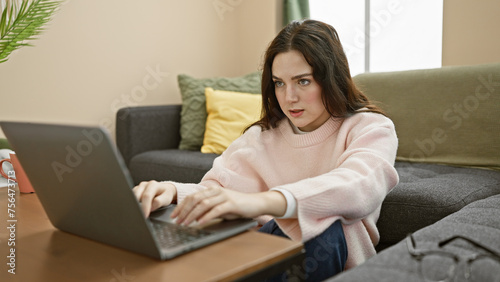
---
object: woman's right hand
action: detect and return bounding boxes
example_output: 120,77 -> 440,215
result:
133,181 -> 177,217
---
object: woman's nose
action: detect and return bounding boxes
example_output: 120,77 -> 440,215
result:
285,85 -> 299,103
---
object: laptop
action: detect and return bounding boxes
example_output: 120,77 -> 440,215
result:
0,121 -> 257,260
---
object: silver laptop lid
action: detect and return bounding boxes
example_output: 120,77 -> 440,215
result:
1,121 -> 162,258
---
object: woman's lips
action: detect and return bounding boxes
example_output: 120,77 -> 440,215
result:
289,109 -> 304,118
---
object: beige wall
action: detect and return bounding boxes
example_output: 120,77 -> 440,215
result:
2,0 -> 500,139
0,0 -> 279,138
443,0 -> 500,66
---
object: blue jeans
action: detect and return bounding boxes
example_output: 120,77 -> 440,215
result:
258,220 -> 347,281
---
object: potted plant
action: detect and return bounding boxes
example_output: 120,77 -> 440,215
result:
0,0 -> 61,63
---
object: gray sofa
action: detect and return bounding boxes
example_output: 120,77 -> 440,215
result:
116,63 -> 500,280
116,104 -> 217,184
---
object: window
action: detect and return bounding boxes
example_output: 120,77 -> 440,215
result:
310,0 -> 443,76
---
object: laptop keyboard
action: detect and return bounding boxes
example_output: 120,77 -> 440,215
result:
151,220 -> 214,249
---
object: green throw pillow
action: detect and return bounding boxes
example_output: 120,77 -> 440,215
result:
177,72 -> 262,151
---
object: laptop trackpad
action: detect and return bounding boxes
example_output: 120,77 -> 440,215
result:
149,205 -> 177,224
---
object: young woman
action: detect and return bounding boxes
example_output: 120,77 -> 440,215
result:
133,19 -> 399,280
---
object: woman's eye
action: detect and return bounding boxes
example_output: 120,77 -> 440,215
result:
274,81 -> 284,87
299,79 -> 310,86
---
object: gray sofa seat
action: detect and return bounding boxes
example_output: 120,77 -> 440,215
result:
378,162 -> 500,251
329,194 -> 500,281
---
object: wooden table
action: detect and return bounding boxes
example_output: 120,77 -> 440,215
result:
0,188 -> 304,281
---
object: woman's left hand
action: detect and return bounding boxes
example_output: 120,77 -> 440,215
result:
171,186 -> 287,226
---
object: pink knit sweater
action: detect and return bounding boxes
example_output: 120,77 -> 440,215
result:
172,112 -> 399,269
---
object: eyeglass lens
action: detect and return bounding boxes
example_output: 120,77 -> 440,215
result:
467,257 -> 500,281
420,253 -> 455,281
419,253 -> 500,281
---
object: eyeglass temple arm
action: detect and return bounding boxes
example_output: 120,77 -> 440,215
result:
406,234 -> 429,256
438,235 -> 500,258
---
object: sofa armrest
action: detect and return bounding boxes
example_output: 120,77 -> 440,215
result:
116,104 -> 182,166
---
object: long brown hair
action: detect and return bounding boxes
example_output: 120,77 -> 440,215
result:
250,19 -> 386,131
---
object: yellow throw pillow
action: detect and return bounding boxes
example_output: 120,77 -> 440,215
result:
202,87 -> 262,154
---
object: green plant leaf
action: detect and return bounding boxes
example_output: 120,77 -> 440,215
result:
0,0 -> 62,63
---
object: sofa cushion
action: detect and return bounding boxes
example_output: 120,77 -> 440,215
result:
177,72 -> 261,151
353,63 -> 500,171
129,149 -> 217,184
415,194 -> 500,243
329,194 -> 500,281
202,88 -> 262,154
377,162 -> 500,250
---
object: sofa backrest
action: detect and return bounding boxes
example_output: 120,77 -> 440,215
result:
353,63 -> 500,171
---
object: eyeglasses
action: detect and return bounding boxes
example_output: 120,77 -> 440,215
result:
406,234 -> 500,282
